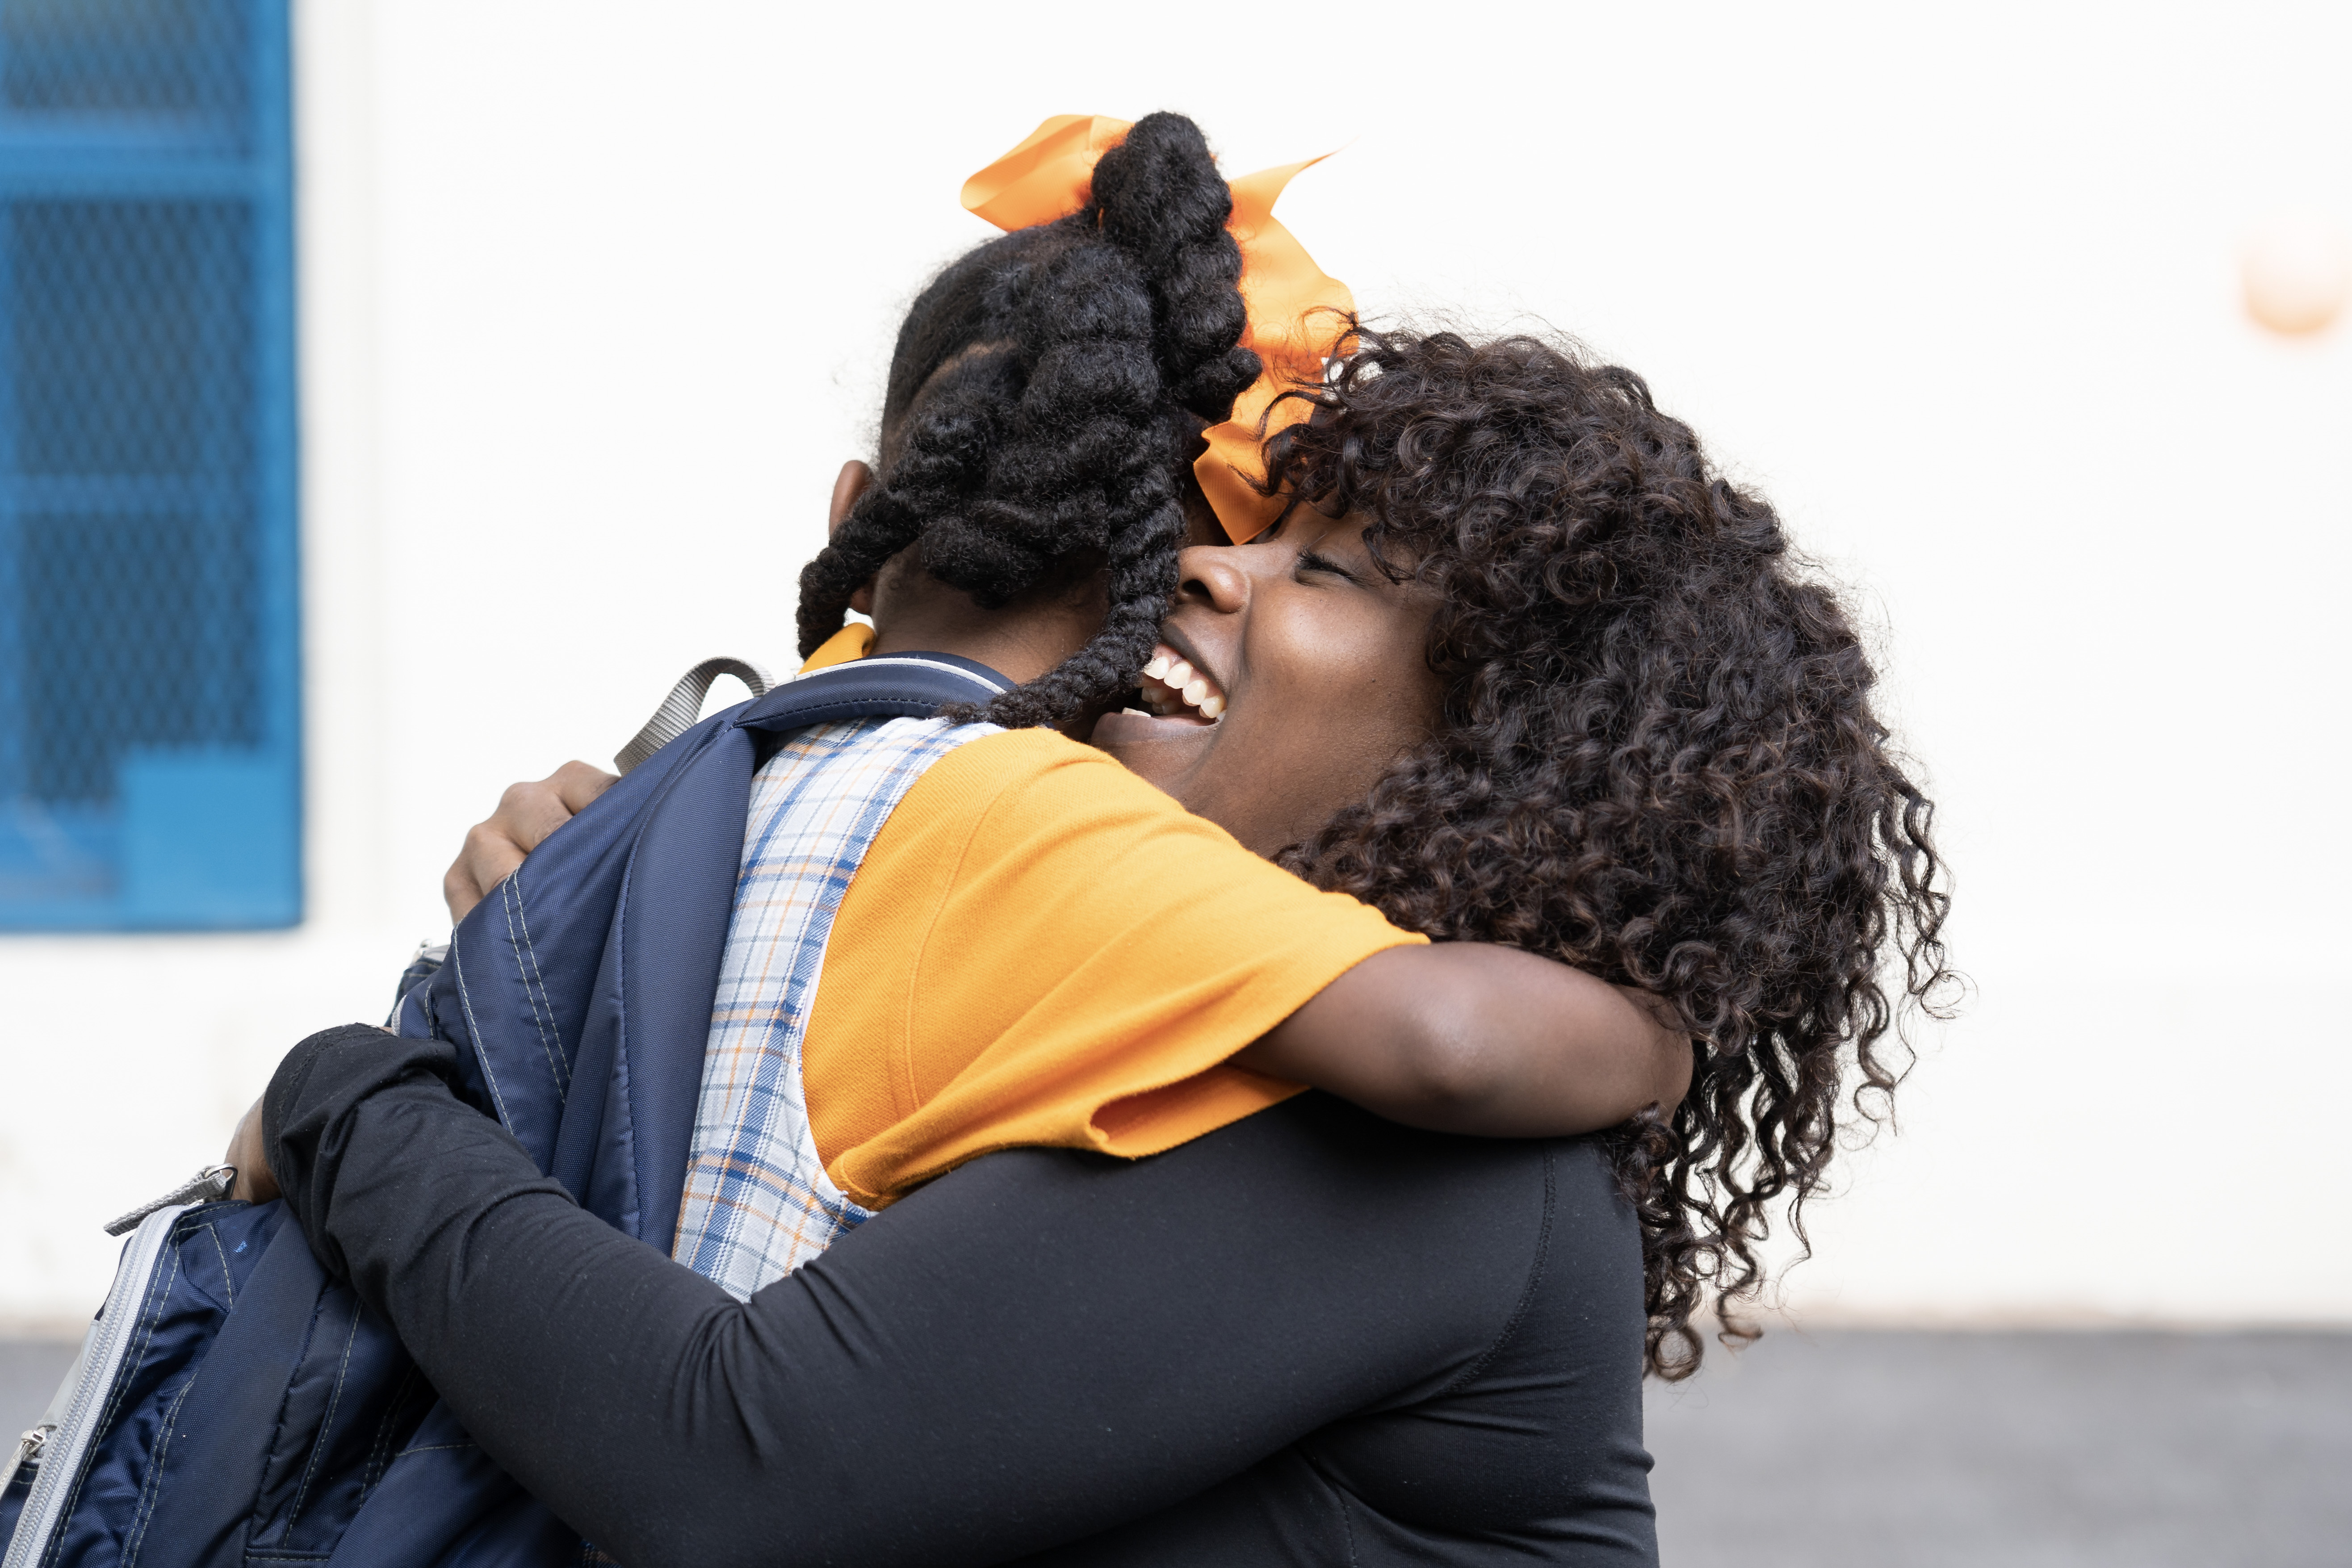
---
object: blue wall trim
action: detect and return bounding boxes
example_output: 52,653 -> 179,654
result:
0,0 -> 300,931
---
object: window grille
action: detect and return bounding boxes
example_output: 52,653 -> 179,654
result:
0,0 -> 296,929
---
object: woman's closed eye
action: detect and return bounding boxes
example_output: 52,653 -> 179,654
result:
1295,547 -> 1360,583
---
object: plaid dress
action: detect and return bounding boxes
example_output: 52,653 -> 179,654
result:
670,713 -> 993,1300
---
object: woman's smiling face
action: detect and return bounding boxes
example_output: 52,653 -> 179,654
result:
1090,513 -> 1445,857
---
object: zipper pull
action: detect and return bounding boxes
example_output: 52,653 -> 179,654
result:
9,1422 -> 53,1476
101,1164 -> 237,1237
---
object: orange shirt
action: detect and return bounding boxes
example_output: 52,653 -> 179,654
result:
789,632 -> 1423,1208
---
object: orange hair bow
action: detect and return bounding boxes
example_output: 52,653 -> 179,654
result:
961,114 -> 1355,544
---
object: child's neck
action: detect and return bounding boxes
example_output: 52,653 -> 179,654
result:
867,566 -> 1108,688
870,622 -> 1068,686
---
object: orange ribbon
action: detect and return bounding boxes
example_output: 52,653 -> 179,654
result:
961,115 -> 1355,543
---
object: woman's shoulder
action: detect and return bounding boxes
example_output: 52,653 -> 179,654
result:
1236,1094 -> 1645,1344
1001,1090 -> 1639,1361
973,1097 -> 1659,1564
1264,1099 -> 1656,1557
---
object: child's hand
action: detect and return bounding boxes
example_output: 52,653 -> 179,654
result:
444,762 -> 617,922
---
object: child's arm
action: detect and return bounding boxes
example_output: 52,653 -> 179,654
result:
1233,945 -> 1691,1136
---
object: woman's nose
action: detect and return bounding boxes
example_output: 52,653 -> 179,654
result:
1174,544 -> 1250,614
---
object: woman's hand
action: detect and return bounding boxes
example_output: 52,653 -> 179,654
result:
443,762 -> 618,923
225,1095 -> 278,1203
226,1021 -> 399,1203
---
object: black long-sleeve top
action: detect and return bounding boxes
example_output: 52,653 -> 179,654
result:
264,1024 -> 1658,1567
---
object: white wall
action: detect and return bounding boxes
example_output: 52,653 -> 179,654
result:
4,0 -> 2348,1327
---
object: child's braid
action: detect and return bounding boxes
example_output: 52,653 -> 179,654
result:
795,111 -> 1261,729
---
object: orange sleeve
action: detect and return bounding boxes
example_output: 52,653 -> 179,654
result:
801,727 -> 1425,1208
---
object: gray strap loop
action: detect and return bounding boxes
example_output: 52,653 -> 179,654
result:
613,656 -> 776,775
102,1164 -> 234,1237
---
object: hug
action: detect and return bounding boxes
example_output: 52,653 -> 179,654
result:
8,110 -> 1949,1567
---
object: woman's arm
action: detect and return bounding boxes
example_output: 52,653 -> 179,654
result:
264,1026 -> 1559,1568
1237,945 -> 1693,1137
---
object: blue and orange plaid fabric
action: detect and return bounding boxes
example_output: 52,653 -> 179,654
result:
671,713 -> 991,1300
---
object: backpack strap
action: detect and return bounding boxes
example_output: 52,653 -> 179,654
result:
551,649 -> 1011,1253
730,653 -> 1007,734
613,657 -> 775,774
612,653 -> 1006,774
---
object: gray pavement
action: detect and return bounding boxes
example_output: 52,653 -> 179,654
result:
7,1329 -> 2347,1562
2,1337 -> 75,1442
1646,1329 -> 2352,1567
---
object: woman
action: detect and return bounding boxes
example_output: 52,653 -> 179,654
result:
257,326 -> 1948,1565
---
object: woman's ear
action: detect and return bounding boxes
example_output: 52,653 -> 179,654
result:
829,459 -> 879,614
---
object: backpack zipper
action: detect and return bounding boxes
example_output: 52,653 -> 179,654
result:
2,1175 -> 222,1567
6,1424 -> 50,1479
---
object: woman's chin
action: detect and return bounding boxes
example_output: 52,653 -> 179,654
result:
1088,706 -> 1220,790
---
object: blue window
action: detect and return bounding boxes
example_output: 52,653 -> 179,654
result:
0,0 -> 297,929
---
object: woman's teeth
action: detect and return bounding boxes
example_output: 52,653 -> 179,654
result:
1136,645 -> 1224,721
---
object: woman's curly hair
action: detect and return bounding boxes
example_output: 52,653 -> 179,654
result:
1263,327 -> 1955,1380
796,111 -> 1260,728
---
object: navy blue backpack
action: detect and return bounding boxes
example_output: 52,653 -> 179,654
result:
2,654 -> 1005,1568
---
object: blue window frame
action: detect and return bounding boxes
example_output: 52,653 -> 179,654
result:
0,0 -> 298,929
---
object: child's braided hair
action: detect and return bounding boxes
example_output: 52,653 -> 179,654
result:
796,111 -> 1260,728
